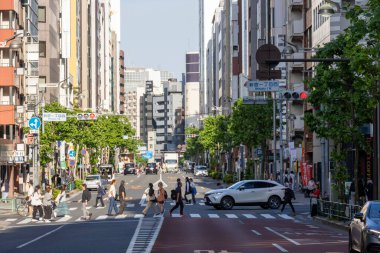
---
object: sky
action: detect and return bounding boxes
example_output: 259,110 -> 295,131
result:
121,0 -> 199,80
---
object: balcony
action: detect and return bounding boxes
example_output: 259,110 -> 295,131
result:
0,29 -> 15,47
290,52 -> 305,72
0,67 -> 15,86
289,19 -> 303,42
0,105 -> 15,124
0,0 -> 18,11
290,0 -> 303,11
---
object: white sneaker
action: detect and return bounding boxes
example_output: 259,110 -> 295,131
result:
45,220 -> 51,223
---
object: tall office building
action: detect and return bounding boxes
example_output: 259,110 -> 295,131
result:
185,52 -> 200,127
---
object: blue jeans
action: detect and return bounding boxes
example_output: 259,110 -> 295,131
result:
108,197 -> 119,215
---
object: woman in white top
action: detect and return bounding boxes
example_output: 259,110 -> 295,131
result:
54,184 -> 70,217
107,179 -> 119,215
31,185 -> 43,221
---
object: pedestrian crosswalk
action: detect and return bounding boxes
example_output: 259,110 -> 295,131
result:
4,212 -> 297,226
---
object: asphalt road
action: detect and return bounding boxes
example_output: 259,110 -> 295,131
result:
0,171 -> 348,253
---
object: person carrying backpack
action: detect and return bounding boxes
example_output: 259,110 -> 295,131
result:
281,183 -> 296,216
94,182 -> 106,208
142,183 -> 159,217
169,178 -> 184,217
156,182 -> 167,216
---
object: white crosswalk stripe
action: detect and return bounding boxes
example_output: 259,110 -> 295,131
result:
17,218 -> 32,225
278,214 -> 294,220
69,207 -> 78,211
95,215 -> 108,220
225,214 -> 238,219
134,214 -> 144,218
208,214 -> 219,218
56,216 -> 72,223
190,214 -> 201,218
5,218 -> 17,222
198,203 -> 205,206
115,214 -> 128,219
261,214 -> 276,219
242,214 -> 257,219
126,204 -> 135,208
171,214 -> 181,218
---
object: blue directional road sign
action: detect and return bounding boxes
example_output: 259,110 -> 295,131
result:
142,151 -> 153,159
28,117 -> 41,130
68,150 -> 76,158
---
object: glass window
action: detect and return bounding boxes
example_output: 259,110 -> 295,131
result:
39,41 -> 46,58
38,6 -> 46,23
253,181 -> 270,188
369,204 -> 380,218
242,182 -> 255,189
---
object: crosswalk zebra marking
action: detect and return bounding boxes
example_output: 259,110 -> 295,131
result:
198,203 -> 205,206
95,215 -> 108,220
190,214 -> 201,218
69,207 -> 78,211
208,214 -> 219,218
17,218 -> 31,225
127,204 -> 135,208
115,214 -> 128,219
225,214 -> 238,219
5,218 -> 17,222
134,214 -> 144,218
242,214 -> 257,219
278,214 -> 294,220
261,214 -> 276,219
171,214 -> 181,218
56,216 -> 72,223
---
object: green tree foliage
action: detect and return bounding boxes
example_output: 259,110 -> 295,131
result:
184,126 -> 203,161
199,115 -> 231,155
304,1 -> 380,200
40,102 -> 138,166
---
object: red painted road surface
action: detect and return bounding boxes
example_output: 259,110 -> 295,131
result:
151,218 -> 348,253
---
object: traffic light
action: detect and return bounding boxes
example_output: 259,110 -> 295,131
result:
282,91 -> 308,101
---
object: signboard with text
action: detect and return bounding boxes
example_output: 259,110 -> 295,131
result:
247,80 -> 280,92
43,112 -> 67,122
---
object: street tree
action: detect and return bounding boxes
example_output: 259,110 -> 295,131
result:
304,1 -> 380,202
184,126 -> 203,164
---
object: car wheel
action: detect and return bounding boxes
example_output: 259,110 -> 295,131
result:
260,204 -> 269,209
221,196 -> 234,210
267,196 -> 282,209
213,205 -> 222,210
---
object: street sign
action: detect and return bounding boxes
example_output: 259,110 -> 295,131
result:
247,80 -> 280,92
28,117 -> 41,130
69,159 -> 75,167
81,148 -> 86,156
68,150 -> 76,158
76,113 -> 97,120
43,112 -> 67,122
243,97 -> 268,105
142,151 -> 153,159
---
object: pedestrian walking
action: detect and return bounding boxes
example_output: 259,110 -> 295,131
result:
306,178 -> 316,197
42,185 -> 53,222
289,171 -> 295,190
54,184 -> 70,218
281,183 -> 296,216
107,179 -> 119,215
190,178 -> 197,204
184,177 -> 192,204
118,180 -> 127,215
169,178 -> 184,217
27,181 -> 34,217
142,183 -> 159,217
94,182 -> 106,208
156,182 -> 167,216
1,180 -> 9,202
80,184 -> 92,220
366,179 -> 374,201
31,185 -> 44,221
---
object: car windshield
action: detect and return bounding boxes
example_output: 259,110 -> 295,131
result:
86,176 -> 99,181
228,181 -> 244,190
369,204 -> 380,218
196,166 -> 207,170
166,160 -> 177,164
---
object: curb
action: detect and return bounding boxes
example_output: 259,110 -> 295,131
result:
313,216 -> 349,231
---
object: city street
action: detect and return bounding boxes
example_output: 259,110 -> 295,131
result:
0,172 -> 347,253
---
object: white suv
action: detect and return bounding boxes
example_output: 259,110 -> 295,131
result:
204,180 -> 286,210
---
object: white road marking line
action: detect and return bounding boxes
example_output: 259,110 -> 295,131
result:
198,203 -> 205,206
278,214 -> 294,220
86,206 -> 92,210
306,225 -> 319,229
261,214 -> 276,219
17,218 -> 32,225
251,230 -> 262,236
115,214 -> 127,219
75,218 -> 82,222
208,214 -> 220,218
243,214 -> 257,219
265,227 -> 300,245
127,204 -> 135,208
69,207 -> 78,211
301,240 -> 347,245
95,215 -> 108,220
134,214 -> 144,218
169,202 -> 175,206
171,214 -> 181,218
272,243 -> 288,252
190,214 -> 201,218
16,225 -> 65,248
225,214 -> 238,219
56,216 -> 72,223
5,218 -> 17,222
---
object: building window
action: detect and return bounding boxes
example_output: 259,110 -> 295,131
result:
39,76 -> 46,84
39,41 -> 46,58
38,6 -> 46,23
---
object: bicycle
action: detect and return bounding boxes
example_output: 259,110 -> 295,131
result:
17,198 -> 29,217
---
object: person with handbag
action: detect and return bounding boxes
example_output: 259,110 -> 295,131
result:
54,184 -> 70,218
118,180 -> 127,215
42,185 -> 53,222
107,179 -> 119,216
156,182 -> 167,216
31,185 -> 44,221
169,178 -> 184,217
142,183 -> 159,217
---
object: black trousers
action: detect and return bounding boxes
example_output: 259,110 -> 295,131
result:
43,205 -> 52,219
281,199 -> 295,213
95,196 -> 104,207
170,199 -> 184,215
118,199 -> 126,214
33,205 -> 43,219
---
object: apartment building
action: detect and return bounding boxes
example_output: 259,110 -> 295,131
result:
119,50 -> 125,114
185,52 -> 200,127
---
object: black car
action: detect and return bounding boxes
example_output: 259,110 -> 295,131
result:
349,201 -> 380,253
123,166 -> 136,175
145,163 -> 158,175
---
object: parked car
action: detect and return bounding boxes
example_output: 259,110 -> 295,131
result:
349,201 -> 380,253
99,164 -> 115,180
123,166 -> 136,175
84,175 -> 108,191
145,163 -> 158,175
204,180 -> 286,210
194,165 -> 208,176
